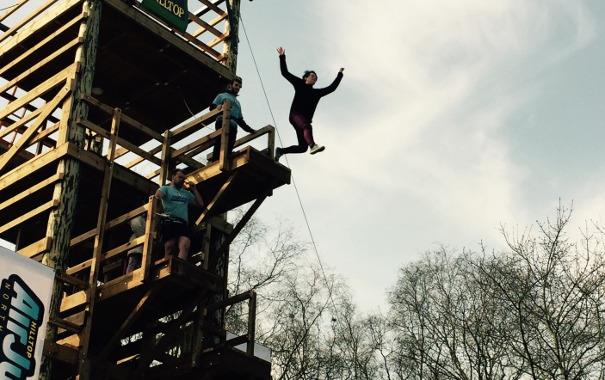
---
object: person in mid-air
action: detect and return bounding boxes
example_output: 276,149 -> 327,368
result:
275,47 -> 344,161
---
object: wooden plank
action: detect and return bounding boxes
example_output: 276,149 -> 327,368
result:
125,145 -> 161,169
56,334 -> 80,348
0,199 -> 58,234
198,0 -> 226,17
170,107 -> 220,141
0,141 -> 68,190
0,172 -> 63,212
188,12 -> 222,38
0,0 -> 81,55
194,172 -> 237,226
0,107 -> 42,141
0,0 -> 29,23
70,204 -> 147,247
77,119 -> 162,165
0,65 -> 72,122
0,37 -> 80,96
97,269 -> 143,300
247,291 -> 256,355
140,197 -> 156,282
17,237 -> 52,259
30,122 -> 60,145
0,84 -> 70,173
49,316 -> 82,333
81,95 -> 163,141
219,101 -> 230,171
0,12 -> 84,78
191,13 -> 226,38
159,131 -> 171,186
0,0 -> 58,44
55,271 -> 87,290
59,290 -> 87,313
207,32 -> 229,49
67,235 -> 145,276
171,129 -> 220,159
174,27 -> 222,59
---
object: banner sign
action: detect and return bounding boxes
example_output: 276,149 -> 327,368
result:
141,0 -> 189,33
0,246 -> 54,380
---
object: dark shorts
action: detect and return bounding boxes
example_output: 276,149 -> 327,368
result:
160,218 -> 191,242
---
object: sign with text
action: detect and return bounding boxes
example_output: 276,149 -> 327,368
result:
0,246 -> 54,380
141,0 -> 189,33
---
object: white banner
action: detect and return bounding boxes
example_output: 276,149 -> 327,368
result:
0,246 -> 55,380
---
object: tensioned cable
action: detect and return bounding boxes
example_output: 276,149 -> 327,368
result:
240,16 -> 339,311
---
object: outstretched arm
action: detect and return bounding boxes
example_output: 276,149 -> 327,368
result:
235,117 -> 255,133
317,68 -> 344,96
277,47 -> 299,86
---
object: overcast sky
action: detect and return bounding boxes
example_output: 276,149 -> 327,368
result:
232,0 -> 605,312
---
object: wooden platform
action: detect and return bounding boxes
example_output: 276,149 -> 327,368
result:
189,146 -> 291,218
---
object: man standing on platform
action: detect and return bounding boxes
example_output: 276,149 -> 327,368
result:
155,169 -> 204,260
209,76 -> 256,162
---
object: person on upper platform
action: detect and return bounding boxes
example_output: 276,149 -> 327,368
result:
275,47 -> 344,161
209,76 -> 256,162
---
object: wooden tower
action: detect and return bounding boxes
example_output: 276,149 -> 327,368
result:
0,0 -> 290,378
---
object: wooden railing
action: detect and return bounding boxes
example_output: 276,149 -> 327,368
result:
0,0 -> 237,69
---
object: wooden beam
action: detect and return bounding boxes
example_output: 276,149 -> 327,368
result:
0,64 -> 72,123
170,107 -> 220,141
0,0 -> 58,44
188,12 -> 223,38
194,172 -> 237,226
0,199 -> 58,234
0,85 -> 70,173
0,0 -> 81,55
219,101 -> 230,171
0,13 -> 84,78
59,290 -> 87,314
171,129 -> 220,159
191,13 -> 227,38
0,0 -> 29,23
247,290 -> 256,355
140,197 -> 157,282
17,237 -> 52,259
81,95 -> 163,141
0,106 -> 43,141
77,119 -> 162,165
0,142 -> 68,190
0,37 -> 80,96
198,0 -> 226,17
0,172 -> 63,212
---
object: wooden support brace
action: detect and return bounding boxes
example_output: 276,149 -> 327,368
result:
194,172 -> 238,227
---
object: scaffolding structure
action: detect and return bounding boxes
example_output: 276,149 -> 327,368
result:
0,0 -> 290,378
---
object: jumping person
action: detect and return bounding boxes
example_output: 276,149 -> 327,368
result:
275,47 -> 344,161
155,169 -> 204,261
209,76 -> 256,162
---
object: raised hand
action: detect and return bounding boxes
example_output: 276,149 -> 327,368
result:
339,67 -> 345,73
277,47 -> 285,56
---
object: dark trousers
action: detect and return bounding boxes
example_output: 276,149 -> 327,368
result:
281,113 -> 315,154
211,118 -> 238,161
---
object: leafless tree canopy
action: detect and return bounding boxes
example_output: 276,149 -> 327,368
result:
227,207 -> 605,379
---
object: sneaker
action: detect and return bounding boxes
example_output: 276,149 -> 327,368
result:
275,147 -> 283,162
309,144 -> 325,155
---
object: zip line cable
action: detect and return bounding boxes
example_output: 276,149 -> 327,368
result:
240,17 -> 339,312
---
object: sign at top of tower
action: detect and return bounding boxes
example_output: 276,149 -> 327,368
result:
141,0 -> 189,33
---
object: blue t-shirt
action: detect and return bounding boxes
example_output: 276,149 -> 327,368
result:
159,185 -> 195,222
212,92 -> 243,120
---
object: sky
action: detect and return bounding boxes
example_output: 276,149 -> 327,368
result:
232,0 -> 605,312
3,0 -> 605,314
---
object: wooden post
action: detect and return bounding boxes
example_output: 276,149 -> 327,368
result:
78,107 -> 121,379
219,100 -> 231,171
247,290 -> 256,356
159,131 -> 172,186
40,1 -> 101,379
224,0 -> 241,72
140,195 -> 157,282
